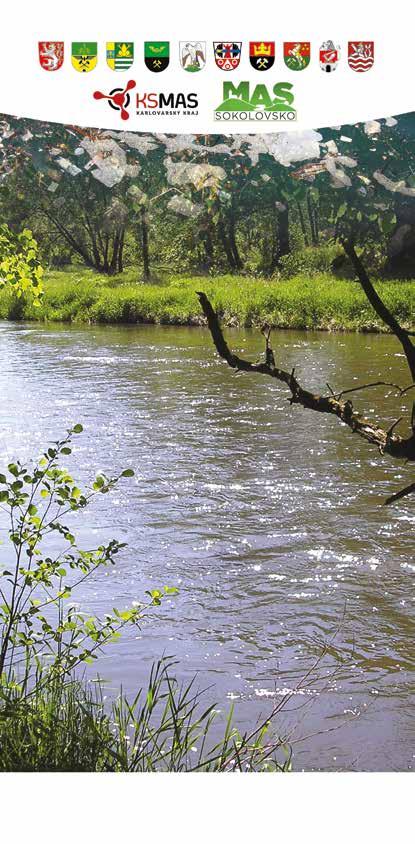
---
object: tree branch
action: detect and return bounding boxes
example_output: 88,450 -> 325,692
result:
325,381 -> 413,401
384,481 -> 415,506
197,291 -> 415,473
343,241 -> 415,382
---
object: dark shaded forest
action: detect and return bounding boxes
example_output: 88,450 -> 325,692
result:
1,113 -> 415,281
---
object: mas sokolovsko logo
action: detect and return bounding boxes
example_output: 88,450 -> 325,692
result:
215,80 -> 296,121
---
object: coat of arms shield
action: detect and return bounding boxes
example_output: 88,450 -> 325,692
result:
144,42 -> 170,72
319,41 -> 340,72
38,42 -> 64,71
249,42 -> 275,71
283,42 -> 310,71
213,42 -> 241,70
180,42 -> 206,71
106,42 -> 134,71
71,42 -> 98,73
348,41 -> 374,72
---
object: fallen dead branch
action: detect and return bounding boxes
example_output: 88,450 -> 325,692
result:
197,291 -> 415,504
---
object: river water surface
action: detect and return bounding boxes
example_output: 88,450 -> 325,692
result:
0,320 -> 414,771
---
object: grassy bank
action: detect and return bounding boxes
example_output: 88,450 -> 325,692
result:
0,268 -> 413,332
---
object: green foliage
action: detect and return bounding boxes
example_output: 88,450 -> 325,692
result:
3,114 -> 415,280
0,268 -> 413,333
277,245 -> 344,278
0,429 -> 290,772
0,676 -> 114,772
0,225 -> 43,305
108,658 -> 291,772
0,425 -> 161,691
0,659 -> 291,772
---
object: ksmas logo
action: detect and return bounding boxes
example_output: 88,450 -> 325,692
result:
93,80 -> 136,120
93,82 -> 198,121
214,80 -> 296,121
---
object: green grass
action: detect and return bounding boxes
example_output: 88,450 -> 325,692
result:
0,661 -> 291,772
0,268 -> 413,332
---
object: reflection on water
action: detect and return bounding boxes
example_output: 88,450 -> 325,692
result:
0,320 -> 414,771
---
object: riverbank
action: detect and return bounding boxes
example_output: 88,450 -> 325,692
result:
1,269 -> 413,332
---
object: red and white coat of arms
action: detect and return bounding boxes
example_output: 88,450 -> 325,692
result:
38,42 -> 64,71
348,41 -> 374,72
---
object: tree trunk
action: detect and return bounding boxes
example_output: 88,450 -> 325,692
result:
199,218 -> 214,272
140,207 -> 150,281
228,212 -> 243,270
217,213 -> 237,270
87,223 -> 103,271
103,234 -> 110,273
270,205 -> 290,271
296,201 -> 309,247
344,241 -> 415,382
118,229 -> 124,274
307,191 -> 318,246
109,232 -> 120,275
386,198 -> 415,274
44,211 -> 101,271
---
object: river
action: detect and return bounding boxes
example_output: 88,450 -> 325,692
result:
0,320 -> 414,771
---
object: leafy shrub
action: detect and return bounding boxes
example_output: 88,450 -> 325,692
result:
277,245 -> 344,278
0,427 -> 290,772
0,225 -> 44,304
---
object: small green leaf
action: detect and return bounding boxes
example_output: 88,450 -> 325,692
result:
93,475 -> 106,491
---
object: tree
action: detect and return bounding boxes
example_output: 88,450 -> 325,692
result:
194,117 -> 415,500
0,224 -> 43,304
1,112 -> 415,283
